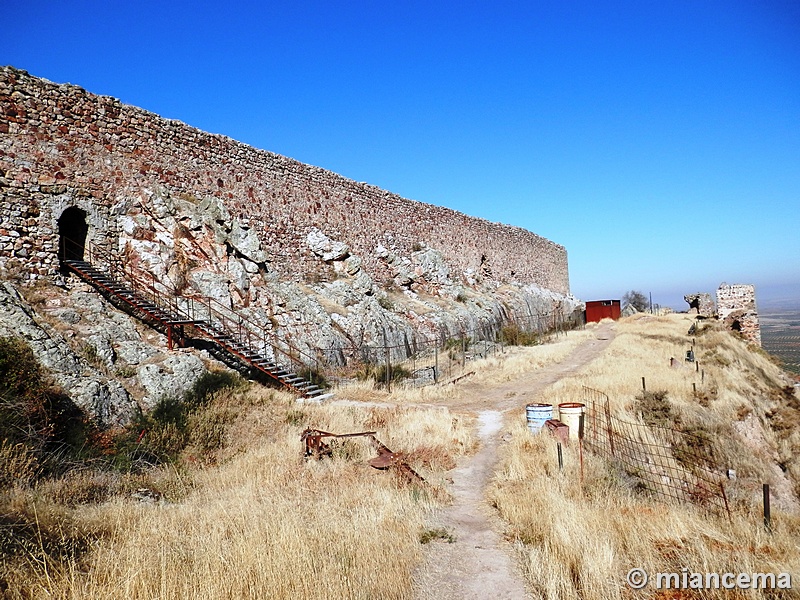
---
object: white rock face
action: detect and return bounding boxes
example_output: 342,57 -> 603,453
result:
306,228 -> 350,262
137,353 -> 206,409
112,188 -> 582,368
0,282 -> 138,427
229,222 -> 269,264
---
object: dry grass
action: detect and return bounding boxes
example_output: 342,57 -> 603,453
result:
2,387 -> 472,599
541,314 -> 800,507
332,326 -> 597,407
6,313 -> 799,598
488,313 -> 800,598
451,328 -> 596,387
488,419 -> 800,600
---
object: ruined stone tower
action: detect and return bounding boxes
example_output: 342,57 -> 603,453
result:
716,283 -> 761,346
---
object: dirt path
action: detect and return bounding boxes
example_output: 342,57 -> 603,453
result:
412,322 -> 616,599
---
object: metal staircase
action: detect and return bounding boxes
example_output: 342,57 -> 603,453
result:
61,242 -> 330,400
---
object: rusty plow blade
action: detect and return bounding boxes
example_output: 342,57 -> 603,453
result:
301,428 -> 426,487
368,448 -> 399,469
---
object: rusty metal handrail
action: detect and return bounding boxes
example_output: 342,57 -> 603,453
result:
61,236 -> 325,387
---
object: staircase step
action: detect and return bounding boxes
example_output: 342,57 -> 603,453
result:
71,258 -> 331,398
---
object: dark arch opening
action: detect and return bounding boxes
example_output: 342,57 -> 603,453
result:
731,319 -> 742,332
58,207 -> 89,268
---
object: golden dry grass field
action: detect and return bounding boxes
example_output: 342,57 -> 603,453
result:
489,314 -> 800,599
2,313 -> 799,599
1,386 -> 474,599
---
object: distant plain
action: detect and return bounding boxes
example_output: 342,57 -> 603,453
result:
761,306 -> 800,376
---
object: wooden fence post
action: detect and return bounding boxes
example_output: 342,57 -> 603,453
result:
764,484 -> 772,533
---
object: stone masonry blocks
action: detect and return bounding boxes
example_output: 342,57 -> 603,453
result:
0,66 -> 569,294
716,283 -> 761,346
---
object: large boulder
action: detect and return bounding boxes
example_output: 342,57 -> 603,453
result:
306,228 -> 350,262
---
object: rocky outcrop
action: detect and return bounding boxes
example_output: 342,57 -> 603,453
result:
0,274 -> 215,425
136,353 -> 206,411
0,282 -> 136,426
113,188 -> 581,367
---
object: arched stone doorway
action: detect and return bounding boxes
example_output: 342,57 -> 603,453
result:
58,206 -> 89,267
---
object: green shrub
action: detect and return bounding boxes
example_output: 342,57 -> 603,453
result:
80,342 -> 102,366
355,363 -> 411,386
115,365 -> 137,378
500,324 -> 539,346
151,395 -> 190,429
0,337 -> 101,482
119,370 -> 243,467
419,527 -> 456,544
0,336 -> 45,406
186,370 -> 242,407
297,366 -> 328,389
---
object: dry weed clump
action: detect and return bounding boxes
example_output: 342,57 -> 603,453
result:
488,420 -> 800,600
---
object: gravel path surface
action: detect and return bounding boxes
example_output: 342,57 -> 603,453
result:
412,322 -> 616,599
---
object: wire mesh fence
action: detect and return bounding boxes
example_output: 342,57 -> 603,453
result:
580,386 -> 730,516
323,311 -> 585,391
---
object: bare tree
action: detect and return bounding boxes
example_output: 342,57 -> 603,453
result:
622,290 -> 649,312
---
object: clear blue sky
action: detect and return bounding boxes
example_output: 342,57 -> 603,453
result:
4,1 -> 799,309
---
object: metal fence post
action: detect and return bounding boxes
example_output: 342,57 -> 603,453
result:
605,400 -> 616,458
557,442 -> 563,472
385,345 -> 391,391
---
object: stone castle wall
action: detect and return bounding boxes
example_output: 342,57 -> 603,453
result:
0,66 -> 569,295
683,292 -> 715,317
716,283 -> 761,345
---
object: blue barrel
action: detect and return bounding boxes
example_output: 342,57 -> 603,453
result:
526,403 -> 553,434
